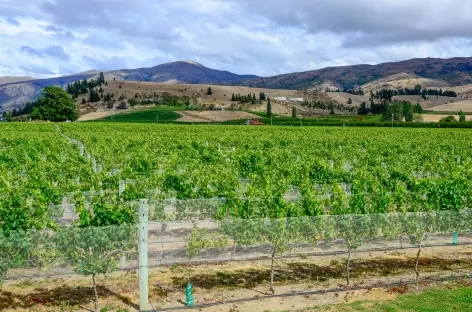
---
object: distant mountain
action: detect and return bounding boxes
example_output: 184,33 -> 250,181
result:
0,61 -> 258,112
0,73 -> 96,112
0,76 -> 35,84
232,57 -> 472,90
3,57 -> 472,112
106,60 -> 258,84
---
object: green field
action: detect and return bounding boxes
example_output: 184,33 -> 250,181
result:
3,123 -> 472,213
98,106 -> 185,122
294,285 -> 472,312
2,123 -> 472,311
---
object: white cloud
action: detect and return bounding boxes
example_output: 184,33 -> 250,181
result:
0,0 -> 471,78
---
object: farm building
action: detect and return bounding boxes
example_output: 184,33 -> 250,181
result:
287,97 -> 304,102
272,96 -> 304,102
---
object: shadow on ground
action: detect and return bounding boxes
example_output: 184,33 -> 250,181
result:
170,256 -> 472,290
0,284 -> 138,311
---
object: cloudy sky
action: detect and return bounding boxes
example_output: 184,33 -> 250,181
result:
1,0 -> 472,78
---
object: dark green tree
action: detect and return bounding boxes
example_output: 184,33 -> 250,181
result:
89,89 -> 100,103
207,87 -> 213,95
382,101 -> 404,121
98,72 -> 105,85
329,103 -> 335,115
31,87 -> 78,121
292,106 -> 297,118
358,102 -> 369,115
231,94 -> 236,101
402,101 -> 414,122
414,84 -> 422,95
414,103 -> 424,114
440,115 -> 457,122
459,110 -> 466,122
267,97 -> 272,117
347,97 -> 353,105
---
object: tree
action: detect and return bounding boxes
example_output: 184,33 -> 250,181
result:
440,115 -> 457,123
402,101 -> 414,122
231,94 -> 236,101
89,89 -> 100,103
358,102 -> 369,115
347,97 -> 353,105
31,87 -> 78,122
207,87 -> 213,95
329,103 -> 335,115
414,103 -> 424,114
81,98 -> 86,104
292,106 -> 297,118
459,111 -> 466,122
414,84 -> 422,95
267,97 -> 272,117
413,113 -> 424,122
98,72 -> 105,85
56,225 -> 136,312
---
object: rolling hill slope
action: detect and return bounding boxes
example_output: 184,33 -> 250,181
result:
0,61 -> 258,112
232,57 -> 472,90
105,60 -> 258,84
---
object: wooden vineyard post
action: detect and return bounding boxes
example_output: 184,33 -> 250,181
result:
139,199 -> 149,311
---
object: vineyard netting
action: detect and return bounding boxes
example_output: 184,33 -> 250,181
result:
3,198 -> 472,283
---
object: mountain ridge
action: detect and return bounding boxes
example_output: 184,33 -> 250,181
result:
3,57 -> 472,112
0,61 -> 258,112
230,56 -> 472,90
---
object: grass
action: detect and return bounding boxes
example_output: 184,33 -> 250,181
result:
257,114 -> 382,125
423,110 -> 472,115
290,284 -> 472,312
99,106 -> 185,122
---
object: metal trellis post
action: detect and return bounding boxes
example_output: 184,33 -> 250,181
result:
139,199 -> 149,311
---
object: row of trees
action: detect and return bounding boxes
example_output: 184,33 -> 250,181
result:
374,87 -> 457,100
358,100 -> 423,121
180,201 -> 472,294
231,92 -> 267,104
231,93 -> 257,104
66,73 -> 106,98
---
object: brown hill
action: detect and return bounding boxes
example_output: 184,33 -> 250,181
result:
360,73 -> 451,92
78,80 -> 336,117
233,57 -> 472,90
106,61 -> 258,84
0,61 -> 257,112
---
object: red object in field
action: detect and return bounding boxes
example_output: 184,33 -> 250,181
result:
246,119 -> 264,125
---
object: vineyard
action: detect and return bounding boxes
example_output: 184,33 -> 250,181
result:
1,123 -> 472,311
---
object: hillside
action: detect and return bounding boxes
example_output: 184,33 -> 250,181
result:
360,73 -> 451,92
0,73 -> 96,112
76,80 -> 327,119
0,76 -> 34,84
232,57 -> 472,90
4,57 -> 472,113
106,60 -> 258,84
0,61 -> 257,112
